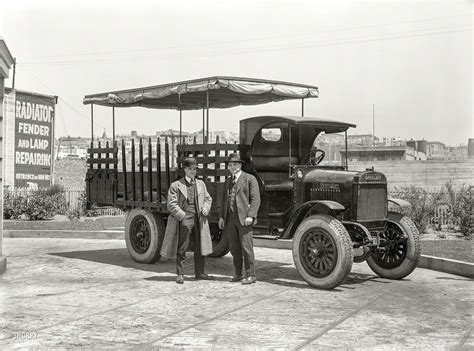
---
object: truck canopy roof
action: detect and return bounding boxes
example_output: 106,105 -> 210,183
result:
82,76 -> 319,110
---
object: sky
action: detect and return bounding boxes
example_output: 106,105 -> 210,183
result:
0,0 -> 472,146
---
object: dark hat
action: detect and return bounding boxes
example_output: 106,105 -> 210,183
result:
182,157 -> 198,168
225,153 -> 245,164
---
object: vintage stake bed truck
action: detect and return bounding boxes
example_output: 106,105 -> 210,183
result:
83,77 -> 420,289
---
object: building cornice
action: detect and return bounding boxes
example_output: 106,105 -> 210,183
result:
0,39 -> 14,79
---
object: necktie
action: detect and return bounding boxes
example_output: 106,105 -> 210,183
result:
231,175 -> 236,188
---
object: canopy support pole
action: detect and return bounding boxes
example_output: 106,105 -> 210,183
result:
202,108 -> 205,144
206,90 -> 210,144
178,93 -> 182,143
301,98 -> 305,117
345,130 -> 348,170
112,107 -> 115,143
91,104 -> 94,144
179,108 -> 182,143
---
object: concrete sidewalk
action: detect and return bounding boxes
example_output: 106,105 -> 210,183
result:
0,238 -> 472,349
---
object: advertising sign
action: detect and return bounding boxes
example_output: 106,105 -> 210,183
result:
14,91 -> 55,188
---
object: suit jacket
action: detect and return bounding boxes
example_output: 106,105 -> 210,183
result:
219,171 -> 261,226
160,178 -> 213,259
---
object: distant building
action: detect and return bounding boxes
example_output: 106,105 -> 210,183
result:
340,146 -> 427,161
426,141 -> 447,160
347,134 -> 378,146
406,139 -> 428,154
469,139 -> 474,159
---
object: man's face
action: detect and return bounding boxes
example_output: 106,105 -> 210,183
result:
227,162 -> 242,174
184,166 -> 197,179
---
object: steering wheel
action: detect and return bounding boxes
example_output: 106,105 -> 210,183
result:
306,149 -> 325,166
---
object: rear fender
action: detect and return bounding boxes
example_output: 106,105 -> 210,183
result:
281,200 -> 345,239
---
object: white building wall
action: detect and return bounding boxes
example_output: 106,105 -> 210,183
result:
3,90 -> 15,187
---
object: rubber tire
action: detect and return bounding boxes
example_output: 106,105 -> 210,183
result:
125,209 -> 165,264
208,222 -> 230,258
292,214 -> 353,289
366,212 -> 421,279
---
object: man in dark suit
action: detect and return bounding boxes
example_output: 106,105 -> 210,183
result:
218,153 -> 261,285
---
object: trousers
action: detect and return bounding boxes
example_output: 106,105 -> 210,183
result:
177,212 -> 204,275
226,210 -> 255,277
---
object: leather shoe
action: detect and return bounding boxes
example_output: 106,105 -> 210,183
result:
176,275 -> 184,284
230,275 -> 243,282
241,276 -> 256,285
195,273 -> 215,280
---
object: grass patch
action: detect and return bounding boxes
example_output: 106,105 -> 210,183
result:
421,240 -> 473,263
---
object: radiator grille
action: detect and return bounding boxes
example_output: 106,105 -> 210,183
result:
356,185 -> 387,221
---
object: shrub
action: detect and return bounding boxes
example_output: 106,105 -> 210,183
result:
3,185 -> 67,220
390,186 -> 436,233
438,182 -> 472,237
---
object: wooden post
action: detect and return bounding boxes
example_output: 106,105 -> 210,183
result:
112,107 -> 115,143
105,141 -> 110,171
122,140 -> 128,202
139,138 -> 144,201
156,137 -> 162,204
131,139 -> 136,202
97,141 -> 102,170
165,136 -> 171,189
148,138 -> 153,202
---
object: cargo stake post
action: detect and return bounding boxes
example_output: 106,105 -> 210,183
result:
83,76 -> 420,289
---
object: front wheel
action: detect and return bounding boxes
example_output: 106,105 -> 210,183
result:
124,209 -> 165,264
366,212 -> 420,279
292,214 -> 353,289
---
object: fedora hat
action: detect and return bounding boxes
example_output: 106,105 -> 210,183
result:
225,153 -> 245,164
182,157 -> 198,168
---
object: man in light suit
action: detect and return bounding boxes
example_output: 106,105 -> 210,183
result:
219,153 -> 261,285
161,157 -> 215,284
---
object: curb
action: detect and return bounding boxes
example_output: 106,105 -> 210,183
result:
3,230 -> 124,240
3,231 -> 472,279
418,255 -> 473,279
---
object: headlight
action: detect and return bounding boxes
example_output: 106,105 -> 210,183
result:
296,170 -> 304,179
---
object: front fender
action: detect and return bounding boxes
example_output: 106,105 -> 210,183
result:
388,198 -> 411,211
281,200 -> 345,239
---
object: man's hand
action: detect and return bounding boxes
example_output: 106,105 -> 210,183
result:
218,217 -> 225,229
201,207 -> 209,216
244,217 -> 253,226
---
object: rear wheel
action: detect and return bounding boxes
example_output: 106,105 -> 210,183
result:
366,212 -> 420,279
125,209 -> 165,264
292,214 -> 353,289
208,222 -> 230,257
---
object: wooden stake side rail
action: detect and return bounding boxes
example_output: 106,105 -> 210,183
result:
87,137 -> 241,211
176,136 -> 240,183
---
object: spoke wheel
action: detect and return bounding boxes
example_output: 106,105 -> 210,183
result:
366,212 -> 420,280
293,214 -> 353,289
300,229 -> 338,277
130,215 -> 151,254
125,209 -> 165,264
371,223 -> 407,269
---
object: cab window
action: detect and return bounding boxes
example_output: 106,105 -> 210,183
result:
261,128 -> 282,142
